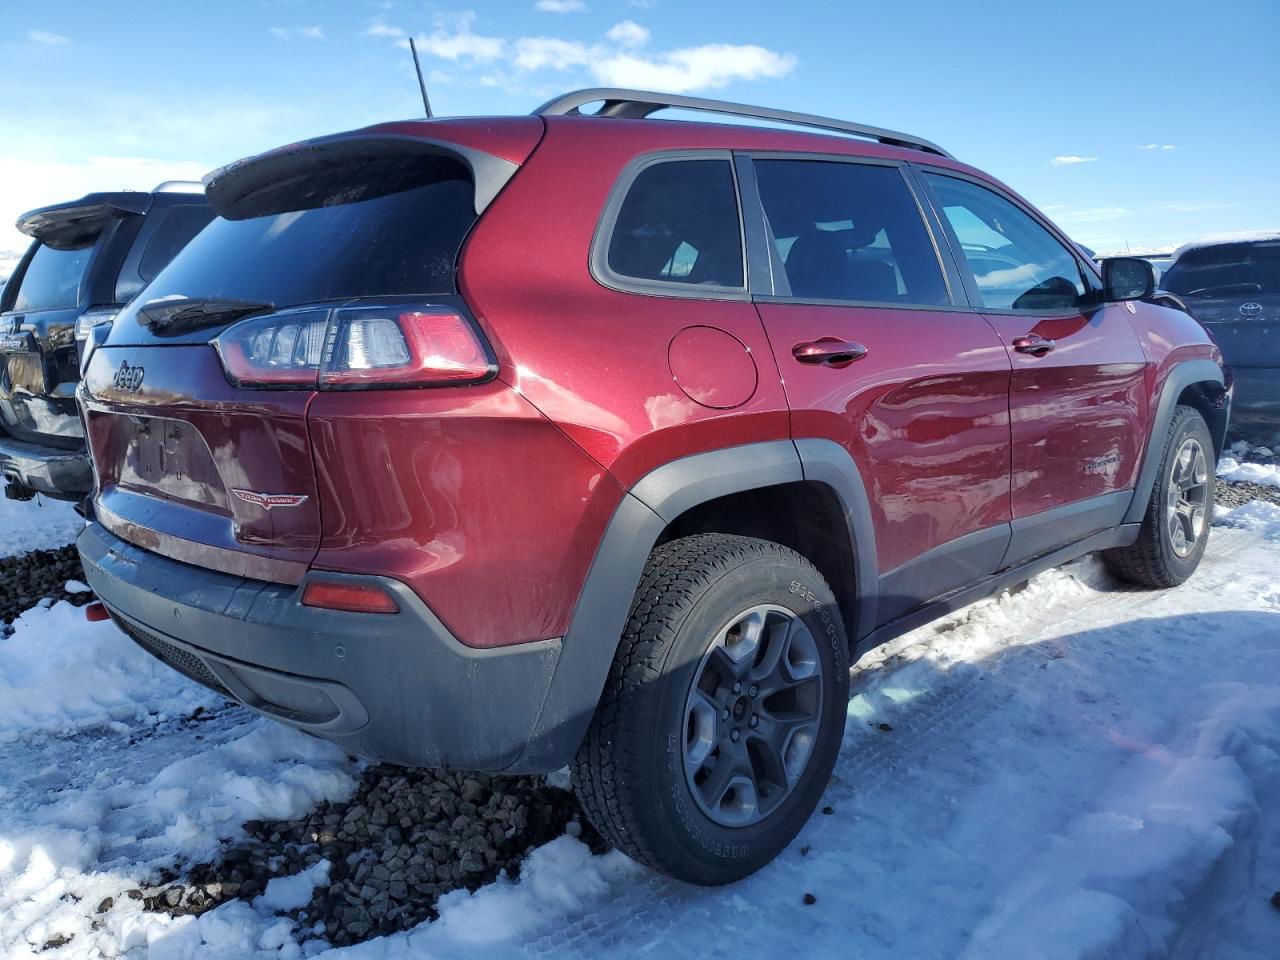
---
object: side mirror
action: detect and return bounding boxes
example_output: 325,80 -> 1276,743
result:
1102,257 -> 1155,302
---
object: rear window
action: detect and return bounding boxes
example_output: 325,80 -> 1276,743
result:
1162,242 -> 1280,298
11,242 -> 94,312
137,161 -> 476,309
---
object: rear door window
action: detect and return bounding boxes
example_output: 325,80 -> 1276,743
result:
11,242 -> 93,312
603,158 -> 745,292
752,159 -> 949,306
923,173 -> 1086,312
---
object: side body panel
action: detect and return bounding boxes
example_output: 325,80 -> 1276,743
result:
753,302 -> 1013,624
981,307 -> 1148,565
457,119 -> 792,493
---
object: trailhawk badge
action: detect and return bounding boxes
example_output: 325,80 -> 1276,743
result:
230,489 -> 309,509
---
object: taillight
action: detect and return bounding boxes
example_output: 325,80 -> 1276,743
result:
301,580 -> 399,614
213,304 -> 494,389
216,309 -> 330,387
321,307 -> 491,386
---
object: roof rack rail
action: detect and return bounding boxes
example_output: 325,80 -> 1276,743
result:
533,88 -> 952,159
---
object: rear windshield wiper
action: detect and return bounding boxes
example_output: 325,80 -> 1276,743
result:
138,297 -> 275,334
1184,282 -> 1263,298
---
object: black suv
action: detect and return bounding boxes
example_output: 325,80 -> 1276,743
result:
0,183 -> 212,501
1162,233 -> 1280,433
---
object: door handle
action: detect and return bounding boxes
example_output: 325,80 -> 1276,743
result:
1012,334 -> 1056,356
792,338 -> 868,367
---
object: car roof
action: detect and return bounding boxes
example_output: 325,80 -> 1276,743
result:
1171,230 -> 1280,261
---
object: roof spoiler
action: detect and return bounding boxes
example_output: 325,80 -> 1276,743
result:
203,132 -> 520,221
16,192 -> 153,247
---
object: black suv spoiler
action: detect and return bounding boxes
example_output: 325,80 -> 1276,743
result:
203,131 -> 519,220
16,192 -> 153,248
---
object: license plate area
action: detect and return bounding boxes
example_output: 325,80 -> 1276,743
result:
116,414 -> 229,511
129,416 -> 189,486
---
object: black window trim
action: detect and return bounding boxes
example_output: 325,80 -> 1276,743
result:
589,149 -> 750,302
910,164 -> 1105,317
735,150 -> 962,312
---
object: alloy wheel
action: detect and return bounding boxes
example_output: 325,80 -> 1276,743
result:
682,604 -> 823,828
1166,436 -> 1209,558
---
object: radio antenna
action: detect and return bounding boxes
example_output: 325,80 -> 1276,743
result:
408,37 -> 433,118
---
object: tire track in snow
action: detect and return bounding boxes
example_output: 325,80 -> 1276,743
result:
523,554 -> 1177,958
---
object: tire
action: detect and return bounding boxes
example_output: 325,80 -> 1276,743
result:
572,533 -> 849,885
1103,405 -> 1215,588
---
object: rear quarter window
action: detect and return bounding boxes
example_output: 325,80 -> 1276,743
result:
11,242 -> 94,312
116,205 -> 216,303
601,157 -> 745,294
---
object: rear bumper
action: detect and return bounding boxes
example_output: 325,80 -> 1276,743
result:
78,522 -> 568,772
1227,367 -> 1280,426
0,430 -> 91,499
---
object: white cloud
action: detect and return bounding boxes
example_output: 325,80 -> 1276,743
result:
514,36 -> 590,71
606,20 -> 650,48
270,26 -> 325,40
591,43 -> 796,93
364,19 -> 405,39
535,0 -> 587,11
1050,206 -> 1129,224
28,29 -> 69,45
1051,155 -> 1097,166
411,12 -> 505,63
1139,143 -> 1177,151
365,13 -> 795,95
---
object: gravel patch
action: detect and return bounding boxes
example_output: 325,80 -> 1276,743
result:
1216,478 -> 1280,510
127,763 -> 601,949
0,543 -> 92,630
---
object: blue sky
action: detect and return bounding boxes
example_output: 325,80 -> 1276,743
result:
1,0 -> 1276,255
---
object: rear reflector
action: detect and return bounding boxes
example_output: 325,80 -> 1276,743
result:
85,601 -> 110,622
213,304 -> 493,389
301,580 -> 399,614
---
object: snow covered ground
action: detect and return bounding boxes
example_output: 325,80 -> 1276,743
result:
2,510 -> 1279,958
0,493 -> 83,559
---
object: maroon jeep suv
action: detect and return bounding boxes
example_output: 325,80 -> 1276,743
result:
77,89 -> 1229,884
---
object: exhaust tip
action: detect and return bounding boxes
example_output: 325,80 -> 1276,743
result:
85,601 -> 109,622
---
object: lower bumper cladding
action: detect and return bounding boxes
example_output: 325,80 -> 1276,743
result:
78,522 -> 567,772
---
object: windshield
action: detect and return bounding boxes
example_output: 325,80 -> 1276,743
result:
1162,241 -> 1280,298
137,166 -> 476,311
11,241 -> 94,312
